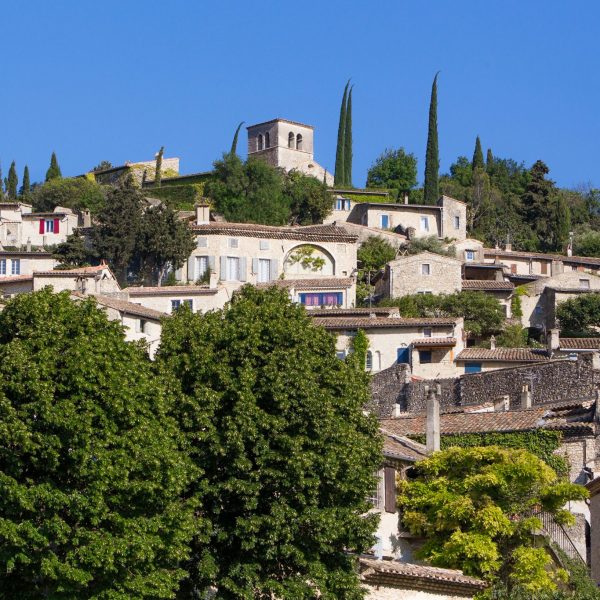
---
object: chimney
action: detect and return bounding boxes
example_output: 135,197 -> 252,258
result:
195,203 -> 210,225
26,238 -> 31,253
490,335 -> 496,350
521,384 -> 532,409
547,328 -> 560,356
505,233 -> 512,252
403,192 -> 409,204
426,386 -> 440,453
82,209 -> 92,228
209,271 -> 218,289
494,395 -> 510,412
393,403 -> 401,418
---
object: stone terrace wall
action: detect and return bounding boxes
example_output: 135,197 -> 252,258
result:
368,364 -> 410,417
404,378 -> 460,412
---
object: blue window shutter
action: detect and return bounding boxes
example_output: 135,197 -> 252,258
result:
252,258 -> 259,275
270,259 -> 278,280
239,257 -> 247,281
219,256 -> 227,280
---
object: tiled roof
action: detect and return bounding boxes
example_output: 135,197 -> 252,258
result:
191,222 -> 357,243
462,280 -> 514,290
456,348 -> 551,362
312,316 -> 458,330
484,248 -> 600,267
247,117 -> 314,129
35,265 -> 110,277
586,477 -> 600,496
0,250 -> 53,256
256,277 -> 354,290
463,262 -> 504,270
359,558 -> 487,592
380,428 -> 428,462
411,337 -> 456,347
0,274 -> 33,283
308,307 -> 399,317
72,293 -> 166,321
560,338 -> 600,350
547,287 -> 600,294
128,285 -> 218,296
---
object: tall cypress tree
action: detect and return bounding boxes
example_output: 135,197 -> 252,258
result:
230,121 -> 245,155
343,85 -> 353,187
334,80 -> 350,187
45,152 -> 62,181
486,148 -> 494,171
423,72 -> 440,204
7,161 -> 18,200
472,136 -> 484,170
155,146 -> 164,187
21,165 -> 30,197
553,194 -> 571,252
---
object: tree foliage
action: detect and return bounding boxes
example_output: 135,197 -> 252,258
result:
334,80 -> 350,187
472,136 -> 484,170
366,148 -> 418,192
20,165 -> 30,197
404,235 -> 456,257
7,161 -> 17,200
155,146 -> 164,186
45,151 -> 62,181
53,230 -> 90,269
344,85 -> 353,187
285,170 -> 332,225
31,177 -> 107,214
230,121 -> 244,155
556,293 -> 600,336
573,229 -> 600,257
0,289 -> 197,598
423,72 -> 440,204
399,446 -> 587,593
357,236 -> 397,271
156,286 -> 382,599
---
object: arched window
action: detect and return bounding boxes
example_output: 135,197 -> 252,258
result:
366,350 -> 373,371
265,132 -> 270,148
288,132 -> 295,148
257,134 -> 263,151
296,133 -> 303,151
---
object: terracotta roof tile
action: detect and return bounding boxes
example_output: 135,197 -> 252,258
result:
559,338 -> 600,350
309,307 -> 399,317
484,248 -> 600,267
462,280 -> 514,290
312,316 -> 459,329
255,278 -> 354,290
411,337 -> 456,347
35,265 -> 110,277
0,274 -> 33,283
127,285 -> 217,296
72,293 -> 166,321
456,348 -> 551,362
380,428 -> 428,462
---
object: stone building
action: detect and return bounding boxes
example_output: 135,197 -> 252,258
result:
89,157 -> 180,186
246,118 -> 333,185
0,249 -> 56,279
587,476 -> 600,584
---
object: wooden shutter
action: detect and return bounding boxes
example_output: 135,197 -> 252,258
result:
384,467 -> 397,513
239,257 -> 247,281
54,218 -> 60,234
39,220 -> 45,234
270,259 -> 279,281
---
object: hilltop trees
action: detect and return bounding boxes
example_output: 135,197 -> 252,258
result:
423,72 -> 440,204
366,148 -> 418,194
45,151 -> 62,181
0,289 -> 197,598
31,177 -> 106,213
6,161 -> 17,200
156,286 -> 382,599
20,165 -> 30,197
155,146 -> 164,186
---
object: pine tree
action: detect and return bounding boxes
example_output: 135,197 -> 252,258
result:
472,136 -> 484,170
343,85 -> 353,187
21,165 -> 31,196
423,72 -> 440,204
334,80 -> 350,187
155,146 -> 164,187
45,152 -> 62,181
230,121 -> 245,155
486,148 -> 494,171
7,161 -> 18,200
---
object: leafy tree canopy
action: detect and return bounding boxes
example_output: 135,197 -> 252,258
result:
285,170 -> 332,225
366,148 -> 418,192
0,289 -> 197,598
357,236 -> 397,271
156,286 -> 382,599
573,229 -> 600,257
557,293 -> 600,336
404,235 -> 456,257
31,177 -> 107,214
45,151 -> 62,181
53,230 -> 90,269
399,446 -> 587,593
91,160 -> 113,172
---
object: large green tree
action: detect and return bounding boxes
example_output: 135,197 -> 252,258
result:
53,230 -> 90,268
45,151 -> 62,181
357,236 -> 396,271
156,286 -> 382,599
0,289 -> 197,599
31,177 -> 106,213
366,148 -> 418,192
6,161 -> 18,200
423,72 -> 440,204
285,170 -> 332,225
399,446 -> 587,594
334,80 -> 350,187
557,293 -> 600,335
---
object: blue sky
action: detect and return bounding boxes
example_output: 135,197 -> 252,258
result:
1,1 -> 599,189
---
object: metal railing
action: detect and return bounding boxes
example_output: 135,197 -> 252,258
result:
532,510 -> 586,565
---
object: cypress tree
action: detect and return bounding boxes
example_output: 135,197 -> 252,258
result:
472,136 -> 484,170
21,165 -> 30,196
7,161 -> 18,200
423,72 -> 440,204
553,194 -> 571,252
0,163 -> 4,198
486,148 -> 494,171
230,121 -> 245,155
334,80 -> 350,187
343,85 -> 353,187
155,146 -> 164,187
45,152 -> 62,181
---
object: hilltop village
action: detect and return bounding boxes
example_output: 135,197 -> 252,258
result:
2,96 -> 600,598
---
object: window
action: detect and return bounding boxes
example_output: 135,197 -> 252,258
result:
465,362 -> 482,374
228,238 -> 239,249
257,134 -> 263,151
0,259 -> 5,275
296,133 -> 303,151
299,292 -> 343,307
465,250 -> 475,261
288,132 -> 295,148
171,299 -> 193,312
226,256 -> 240,281
423,328 -> 432,338
421,263 -> 431,276
454,215 -> 460,229
417,290 -> 433,294
45,219 -> 54,233
397,347 -> 410,364
336,351 -> 346,360
420,216 -> 429,231
259,240 -> 270,251
366,350 -> 373,371
419,350 -> 432,364
380,214 -> 390,229
264,132 -> 270,148
580,279 -> 590,289
197,237 -> 208,248
11,259 -> 20,275
368,469 -> 384,509
196,256 -> 209,279
335,198 -> 351,211
257,258 -> 271,283
136,319 -> 148,334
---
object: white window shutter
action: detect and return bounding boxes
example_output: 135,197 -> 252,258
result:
270,259 -> 279,281
239,257 -> 247,281
252,258 -> 259,275
187,259 -> 194,281
219,256 -> 227,280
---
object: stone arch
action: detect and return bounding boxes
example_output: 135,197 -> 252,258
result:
257,134 -> 263,151
288,131 -> 295,148
283,244 -> 336,277
296,133 -> 303,151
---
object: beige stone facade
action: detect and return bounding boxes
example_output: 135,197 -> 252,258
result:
127,284 -> 230,314
0,251 -> 56,278
377,252 -> 463,299
451,238 -> 484,263
587,477 -> 600,584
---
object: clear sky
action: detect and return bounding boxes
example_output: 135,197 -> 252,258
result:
1,1 -> 599,189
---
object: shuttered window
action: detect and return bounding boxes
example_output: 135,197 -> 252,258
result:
384,467 -> 397,513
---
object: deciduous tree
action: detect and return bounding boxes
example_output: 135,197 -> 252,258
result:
285,170 -> 332,225
557,293 -> 600,335
366,148 -> 418,192
31,177 -> 106,213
